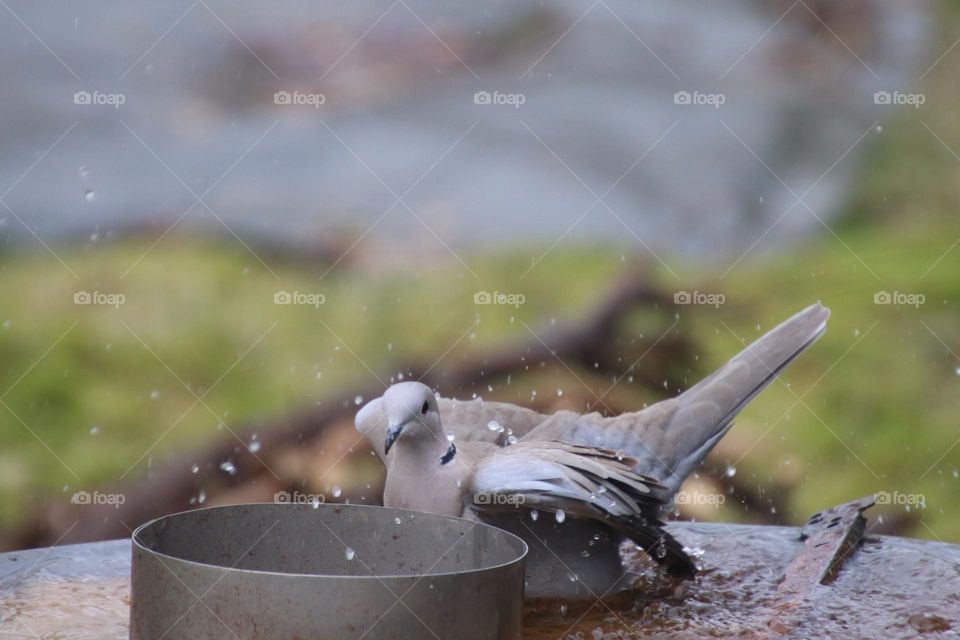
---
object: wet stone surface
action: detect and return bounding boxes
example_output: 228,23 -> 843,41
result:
1,522 -> 958,639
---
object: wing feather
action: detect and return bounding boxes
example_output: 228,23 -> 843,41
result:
468,441 -> 695,575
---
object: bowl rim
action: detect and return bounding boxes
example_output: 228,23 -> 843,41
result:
132,502 -> 529,581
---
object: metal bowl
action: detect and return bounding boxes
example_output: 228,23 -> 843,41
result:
130,503 -> 527,640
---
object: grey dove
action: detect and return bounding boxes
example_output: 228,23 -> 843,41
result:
355,303 -> 830,599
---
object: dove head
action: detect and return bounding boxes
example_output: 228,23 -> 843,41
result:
381,382 -> 442,455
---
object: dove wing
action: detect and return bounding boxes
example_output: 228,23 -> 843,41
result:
467,441 -> 695,575
521,303 -> 830,492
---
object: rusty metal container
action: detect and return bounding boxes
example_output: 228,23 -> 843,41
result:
130,503 -> 527,639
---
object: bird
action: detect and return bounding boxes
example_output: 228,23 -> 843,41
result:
355,303 -> 830,599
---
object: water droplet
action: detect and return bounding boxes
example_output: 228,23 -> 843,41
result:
149,390 -> 160,400
559,604 -> 568,615
394,517 -> 402,525
197,489 -> 206,504
89,426 -> 99,435
446,432 -> 455,442
507,435 -> 518,445
354,395 -> 364,405
555,509 -> 566,523
726,465 -> 737,478
615,450 -> 624,461
332,485 -> 342,498
191,464 -> 199,474
219,461 -> 236,475
83,190 -> 96,203
556,388 -> 563,397
580,550 -> 590,558
345,548 -> 355,561
78,165 -> 89,178
568,573 -> 577,582
312,498 -> 320,509
654,541 -> 667,559
487,420 -> 500,432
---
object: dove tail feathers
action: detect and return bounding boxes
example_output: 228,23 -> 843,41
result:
661,302 -> 830,492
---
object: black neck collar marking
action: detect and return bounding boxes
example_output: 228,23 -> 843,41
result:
440,443 -> 456,465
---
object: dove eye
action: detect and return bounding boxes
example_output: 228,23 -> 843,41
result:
421,401 -> 430,415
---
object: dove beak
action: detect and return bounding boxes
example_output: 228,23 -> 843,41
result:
384,423 -> 403,455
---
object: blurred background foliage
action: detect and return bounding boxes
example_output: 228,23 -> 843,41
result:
1,0 -> 958,548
